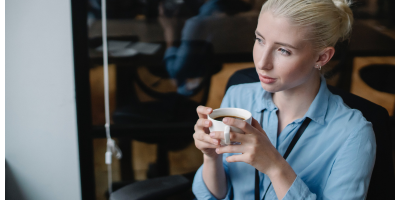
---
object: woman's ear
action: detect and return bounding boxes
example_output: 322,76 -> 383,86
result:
315,47 -> 335,69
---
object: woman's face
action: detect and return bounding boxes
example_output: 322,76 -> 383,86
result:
253,12 -> 319,93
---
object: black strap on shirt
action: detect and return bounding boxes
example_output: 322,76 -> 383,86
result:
255,110 -> 311,200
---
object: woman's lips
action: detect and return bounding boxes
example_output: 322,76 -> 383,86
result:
259,74 -> 277,84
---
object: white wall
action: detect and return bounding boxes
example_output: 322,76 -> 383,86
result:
6,0 -> 82,199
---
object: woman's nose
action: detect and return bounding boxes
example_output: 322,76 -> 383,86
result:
257,51 -> 273,70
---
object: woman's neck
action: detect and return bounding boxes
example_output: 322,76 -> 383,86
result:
272,73 -> 321,122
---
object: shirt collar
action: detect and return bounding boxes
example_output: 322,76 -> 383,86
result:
254,85 -> 277,113
255,76 -> 330,125
303,76 -> 329,125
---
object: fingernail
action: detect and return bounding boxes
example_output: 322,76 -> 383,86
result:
215,148 -> 219,153
207,108 -> 212,113
223,118 -> 228,123
213,139 -> 219,145
210,132 -> 215,137
204,120 -> 210,126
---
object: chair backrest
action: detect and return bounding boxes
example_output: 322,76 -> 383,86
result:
113,40 -> 222,126
226,68 -> 394,199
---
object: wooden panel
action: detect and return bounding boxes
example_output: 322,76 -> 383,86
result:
350,57 -> 395,116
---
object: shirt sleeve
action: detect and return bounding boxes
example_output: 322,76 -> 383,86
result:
192,163 -> 233,200
192,88 -> 235,199
321,122 -> 376,199
282,176 -> 317,200
282,122 -> 375,200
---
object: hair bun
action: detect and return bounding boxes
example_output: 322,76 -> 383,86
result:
333,0 -> 352,15
332,0 -> 353,41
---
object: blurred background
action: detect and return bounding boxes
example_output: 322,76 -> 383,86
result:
6,0 -> 395,199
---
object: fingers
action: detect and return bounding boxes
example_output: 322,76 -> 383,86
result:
215,149 -> 252,164
225,154 -> 245,163
215,144 -> 245,155
194,139 -> 220,150
194,118 -> 212,134
195,119 -> 212,130
222,117 -> 256,134
209,131 -> 245,143
197,106 -> 213,119
193,130 -> 219,146
251,118 -> 264,132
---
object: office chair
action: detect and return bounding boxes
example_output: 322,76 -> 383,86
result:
110,68 -> 393,200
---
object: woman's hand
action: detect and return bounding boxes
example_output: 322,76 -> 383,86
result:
193,106 -> 221,159
209,117 -> 297,199
194,106 -> 228,199
210,117 -> 284,176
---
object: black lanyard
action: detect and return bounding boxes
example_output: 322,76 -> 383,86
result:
255,110 -> 311,200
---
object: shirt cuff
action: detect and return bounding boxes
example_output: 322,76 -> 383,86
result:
192,165 -> 233,200
282,176 -> 316,200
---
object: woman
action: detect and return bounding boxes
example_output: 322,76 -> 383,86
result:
192,0 -> 376,199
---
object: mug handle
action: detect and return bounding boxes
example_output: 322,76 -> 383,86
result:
224,126 -> 230,145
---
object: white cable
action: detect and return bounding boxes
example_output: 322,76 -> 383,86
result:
101,0 -> 122,195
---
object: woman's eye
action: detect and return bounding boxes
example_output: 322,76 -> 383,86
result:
254,37 -> 263,45
278,48 -> 291,56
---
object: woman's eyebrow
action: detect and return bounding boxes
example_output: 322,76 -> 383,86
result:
274,42 -> 299,49
255,30 -> 299,49
255,31 -> 265,39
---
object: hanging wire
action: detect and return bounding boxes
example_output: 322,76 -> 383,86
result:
101,0 -> 122,195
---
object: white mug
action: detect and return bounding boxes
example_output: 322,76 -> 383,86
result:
208,108 -> 252,146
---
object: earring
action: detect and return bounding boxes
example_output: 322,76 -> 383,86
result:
316,64 -> 321,70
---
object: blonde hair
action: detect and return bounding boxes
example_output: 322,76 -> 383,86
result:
260,0 -> 353,51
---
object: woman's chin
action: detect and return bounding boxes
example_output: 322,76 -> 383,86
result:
260,82 -> 280,93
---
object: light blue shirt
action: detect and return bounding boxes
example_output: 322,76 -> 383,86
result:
192,77 -> 376,200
